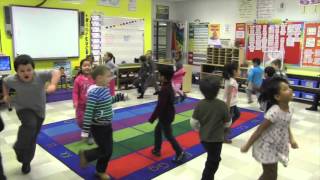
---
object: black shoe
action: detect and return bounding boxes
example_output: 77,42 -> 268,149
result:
137,94 -> 144,99
180,94 -> 186,102
151,149 -> 161,157
306,106 -> 318,111
172,151 -> 186,163
153,91 -> 159,95
22,163 -> 31,174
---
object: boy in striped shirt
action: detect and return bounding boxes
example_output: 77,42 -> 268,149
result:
79,65 -> 122,180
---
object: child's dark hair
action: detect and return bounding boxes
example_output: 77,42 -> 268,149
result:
76,58 -> 91,76
14,54 -> 35,71
258,77 -> 289,111
271,59 -> 282,69
91,65 -> 110,80
199,77 -> 221,100
59,66 -> 65,70
106,52 -> 115,64
159,66 -> 174,81
252,58 -> 261,66
222,61 -> 238,79
86,54 -> 94,62
140,55 -> 147,62
264,66 -> 276,77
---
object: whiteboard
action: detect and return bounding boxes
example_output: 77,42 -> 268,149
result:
101,29 -> 144,64
11,6 -> 79,59
100,17 -> 144,64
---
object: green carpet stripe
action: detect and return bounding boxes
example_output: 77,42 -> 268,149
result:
119,132 -> 154,152
114,128 -> 144,142
117,120 -> 192,153
178,110 -> 194,118
132,122 -> 156,133
65,140 -> 98,154
111,143 -> 133,160
65,119 -> 194,160
133,114 -> 189,133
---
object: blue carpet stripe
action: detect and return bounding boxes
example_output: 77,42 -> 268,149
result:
43,123 -> 80,136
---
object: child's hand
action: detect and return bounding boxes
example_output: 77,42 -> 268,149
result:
290,140 -> 299,149
46,84 -> 57,94
240,144 -> 250,153
81,131 -> 89,138
3,95 -> 11,104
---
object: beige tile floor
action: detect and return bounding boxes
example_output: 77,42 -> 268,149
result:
0,85 -> 319,180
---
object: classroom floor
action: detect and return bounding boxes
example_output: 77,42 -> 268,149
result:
0,85 -> 319,180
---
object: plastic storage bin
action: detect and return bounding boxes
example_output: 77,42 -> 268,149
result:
301,92 -> 315,100
287,78 -> 300,86
300,80 -> 318,88
293,91 -> 301,98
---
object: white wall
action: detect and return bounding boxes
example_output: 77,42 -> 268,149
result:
171,0 -> 320,40
273,0 -> 320,22
173,0 -> 239,40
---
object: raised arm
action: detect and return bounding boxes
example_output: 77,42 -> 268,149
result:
46,70 -> 61,93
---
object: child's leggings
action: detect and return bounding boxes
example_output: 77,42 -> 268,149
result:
172,82 -> 183,96
259,163 -> 277,180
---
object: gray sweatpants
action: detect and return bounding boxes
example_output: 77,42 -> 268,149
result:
14,109 -> 44,164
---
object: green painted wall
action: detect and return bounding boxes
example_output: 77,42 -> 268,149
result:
0,0 -> 152,72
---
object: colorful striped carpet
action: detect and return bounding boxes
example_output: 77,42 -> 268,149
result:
37,97 -> 264,180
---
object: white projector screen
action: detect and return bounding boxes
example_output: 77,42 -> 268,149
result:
11,6 -> 79,59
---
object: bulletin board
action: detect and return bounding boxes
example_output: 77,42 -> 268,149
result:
90,16 -> 144,64
246,22 -> 304,65
188,23 -> 208,65
302,23 -> 320,67
235,23 -> 246,47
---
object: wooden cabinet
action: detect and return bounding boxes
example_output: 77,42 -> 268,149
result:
116,64 -> 141,90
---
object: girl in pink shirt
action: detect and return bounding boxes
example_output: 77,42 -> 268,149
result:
73,59 -> 95,129
172,52 -> 187,102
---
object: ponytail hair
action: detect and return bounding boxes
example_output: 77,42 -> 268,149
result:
106,52 -> 115,64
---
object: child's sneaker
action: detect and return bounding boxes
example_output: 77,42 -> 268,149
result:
95,172 -> 110,180
79,150 -> 88,168
151,149 -> 161,157
21,163 -> 31,174
172,151 -> 186,163
87,137 -> 94,145
180,94 -> 187,102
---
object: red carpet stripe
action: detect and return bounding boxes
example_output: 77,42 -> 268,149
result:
107,131 -> 200,178
231,111 -> 259,128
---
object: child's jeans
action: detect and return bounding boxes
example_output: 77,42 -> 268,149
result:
200,141 -> 222,180
83,124 -> 113,173
230,105 -> 240,123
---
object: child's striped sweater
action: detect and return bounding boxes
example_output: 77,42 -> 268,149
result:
82,85 -> 117,134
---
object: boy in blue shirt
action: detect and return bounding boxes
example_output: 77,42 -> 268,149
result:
246,58 -> 264,103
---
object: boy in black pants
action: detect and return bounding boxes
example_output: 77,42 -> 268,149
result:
79,66 -> 123,180
0,116 -> 6,180
148,67 -> 186,163
191,77 -> 230,180
2,55 -> 60,174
